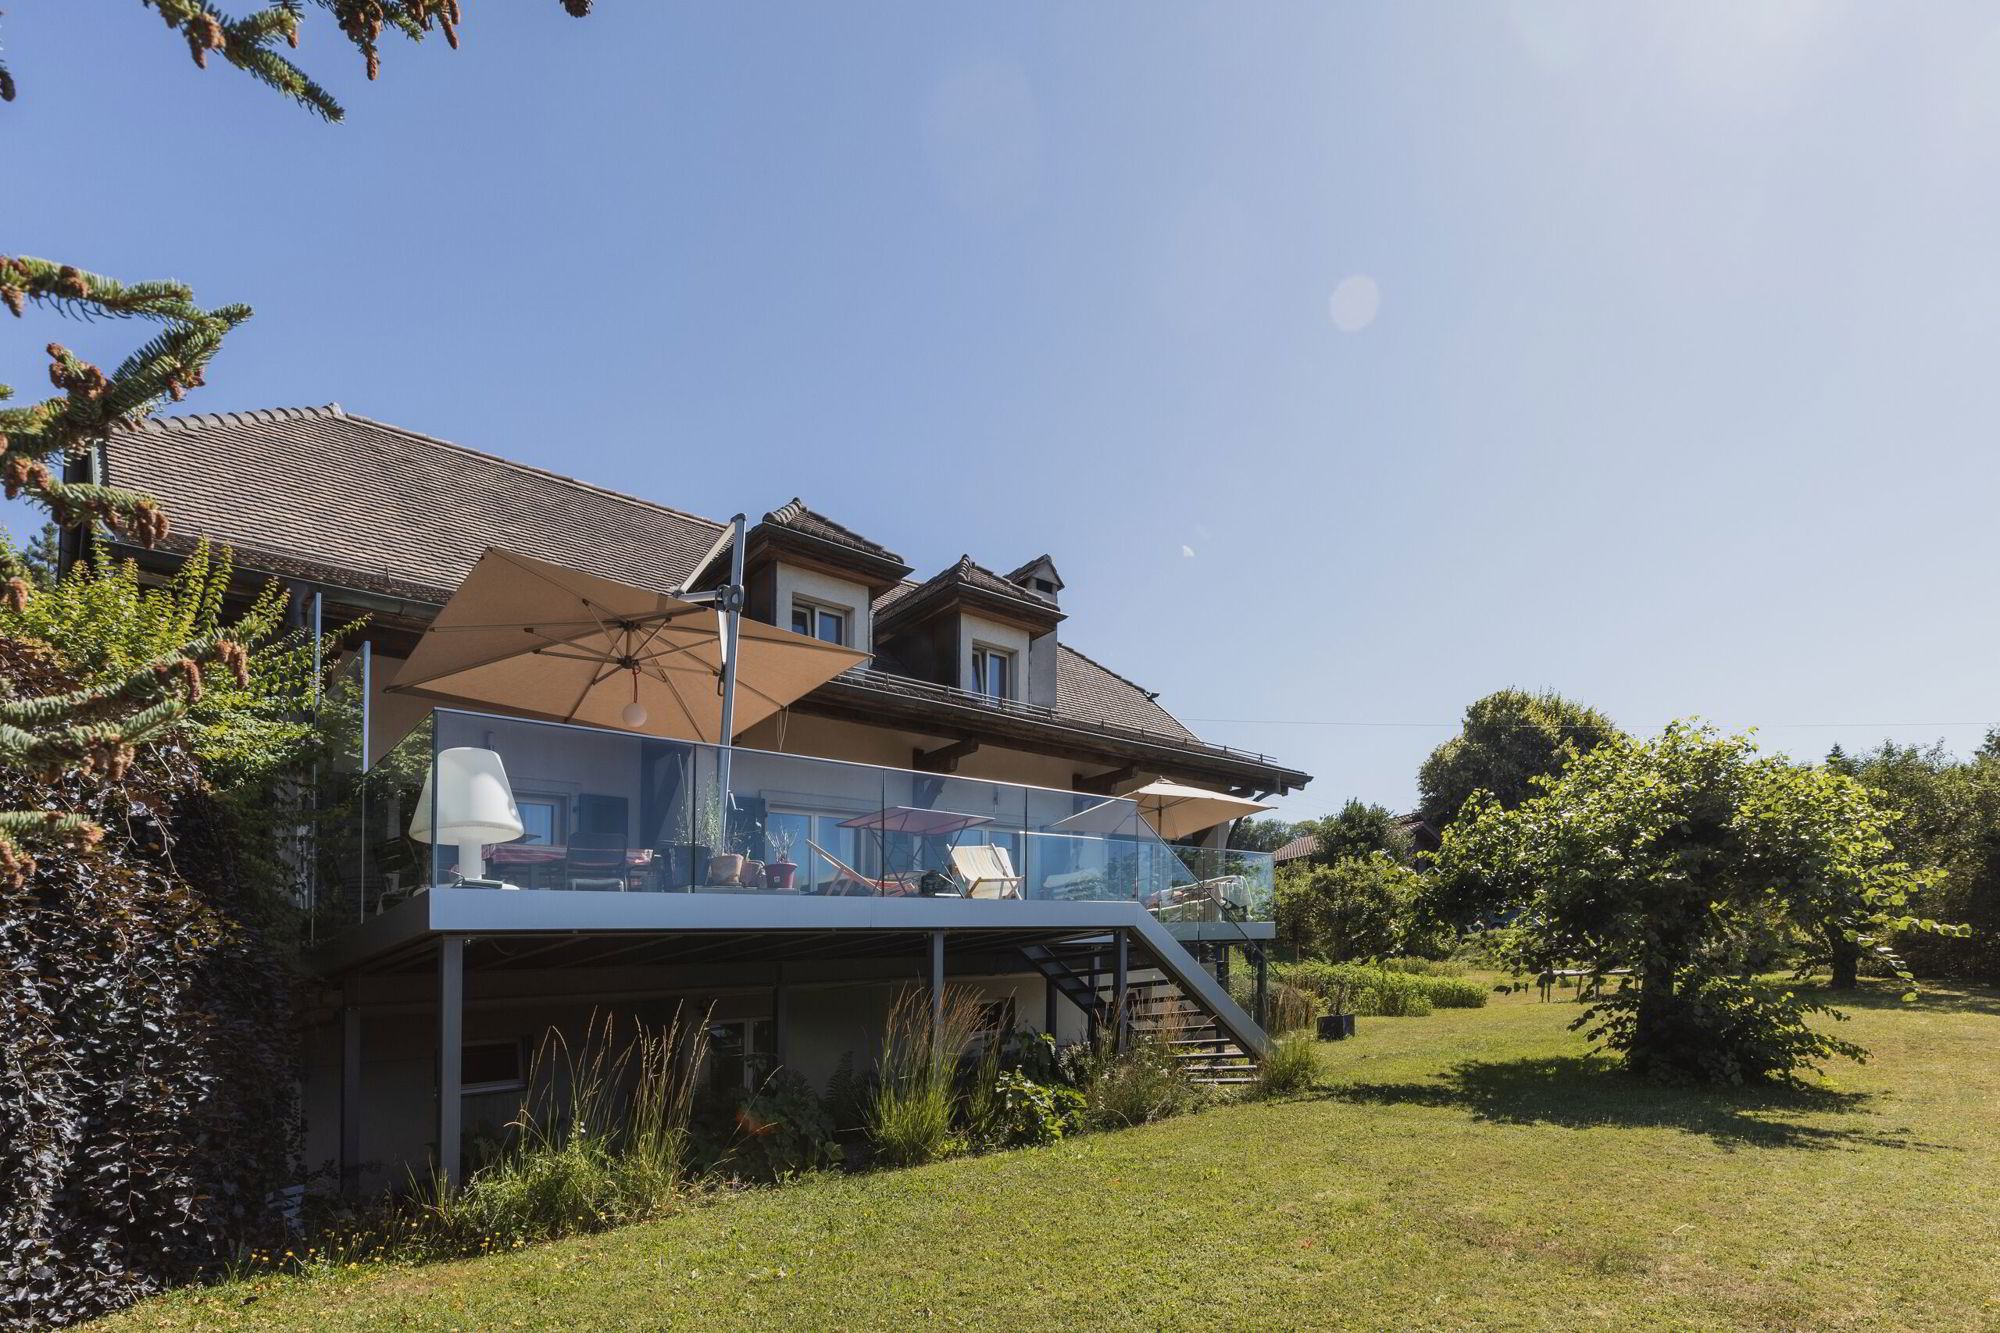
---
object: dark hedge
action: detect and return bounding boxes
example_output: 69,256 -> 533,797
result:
1,642 -> 301,1329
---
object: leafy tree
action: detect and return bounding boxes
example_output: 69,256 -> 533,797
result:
1275,853 -> 1423,962
1837,739 -> 2000,984
1303,799 -> 1413,866
1227,816 -> 1299,854
1429,721 -> 1945,1083
1416,688 -> 1621,829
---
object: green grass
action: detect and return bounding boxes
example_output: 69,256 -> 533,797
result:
101,981 -> 2000,1331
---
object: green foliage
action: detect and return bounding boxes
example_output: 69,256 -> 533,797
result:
1302,799 -> 1414,866
982,1070 -> 1086,1148
1275,960 -> 1486,1017
1416,688 -> 1621,830
1429,720 -> 1948,1082
1,538 -> 338,786
1076,1025 -> 1207,1129
1227,815 -> 1300,853
1379,957 -> 1466,977
1255,1032 -> 1322,1096
1266,981 -> 1322,1033
429,1012 -> 705,1248
865,987 -> 986,1167
1835,739 -> 2000,984
0,644 -> 299,1329
1275,853 -> 1424,962
692,1071 -> 840,1183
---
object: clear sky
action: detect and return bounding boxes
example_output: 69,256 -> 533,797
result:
6,3 -> 1998,818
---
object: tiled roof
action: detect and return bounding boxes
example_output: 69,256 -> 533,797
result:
1004,554 -> 1063,589
763,498 -> 904,564
106,405 -> 723,600
1273,834 -> 1320,863
103,405 -> 1252,775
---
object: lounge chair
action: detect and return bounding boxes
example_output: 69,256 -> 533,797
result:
949,844 -> 1024,899
805,839 -> 923,897
565,830 -> 629,891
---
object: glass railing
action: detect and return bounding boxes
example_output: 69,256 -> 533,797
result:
316,708 -> 1276,943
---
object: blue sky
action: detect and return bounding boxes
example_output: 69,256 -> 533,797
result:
7,3 -> 1999,817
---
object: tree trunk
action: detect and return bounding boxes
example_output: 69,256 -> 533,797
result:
1826,925 -> 1861,990
1631,954 -> 1678,1073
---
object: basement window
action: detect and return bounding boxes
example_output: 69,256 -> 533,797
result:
461,1039 -> 527,1096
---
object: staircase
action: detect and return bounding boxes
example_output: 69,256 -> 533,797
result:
1020,936 -> 1262,1086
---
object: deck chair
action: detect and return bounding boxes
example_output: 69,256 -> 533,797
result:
565,830 -> 629,891
949,844 -> 1024,900
805,839 -> 920,897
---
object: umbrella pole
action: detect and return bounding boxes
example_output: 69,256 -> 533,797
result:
713,514 -> 749,835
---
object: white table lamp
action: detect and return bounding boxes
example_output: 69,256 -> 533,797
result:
409,747 -> 526,884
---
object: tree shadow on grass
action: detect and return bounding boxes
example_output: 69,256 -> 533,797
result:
1799,981 -> 2000,1018
1323,1055 -> 1952,1153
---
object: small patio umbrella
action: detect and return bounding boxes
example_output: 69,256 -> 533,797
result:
385,546 -> 865,743
1056,779 -> 1271,841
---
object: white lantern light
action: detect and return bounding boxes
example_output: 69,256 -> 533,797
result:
409,747 -> 525,884
621,700 -> 649,728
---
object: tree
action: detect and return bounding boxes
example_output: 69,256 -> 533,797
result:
1302,799 -> 1413,866
0,1 -> 588,880
1416,688 -> 1621,829
1227,816 -> 1299,854
1429,721 -> 1943,1083
1275,853 -> 1423,962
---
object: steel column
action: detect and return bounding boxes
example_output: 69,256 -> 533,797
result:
1113,929 -> 1130,1054
339,1003 -> 362,1197
929,930 -> 946,1047
436,935 -> 463,1190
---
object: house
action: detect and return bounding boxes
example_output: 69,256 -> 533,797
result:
92,404 -> 1312,1192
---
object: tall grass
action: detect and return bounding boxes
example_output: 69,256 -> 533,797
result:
1277,961 -> 1492,1017
1079,1000 -> 1206,1129
1255,1031 -> 1321,1096
867,986 -> 987,1166
429,1009 -> 708,1245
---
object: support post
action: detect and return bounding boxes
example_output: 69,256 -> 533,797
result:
1113,930 -> 1130,1055
773,963 -> 790,1071
1045,974 -> 1059,1040
339,1003 -> 362,1198
929,930 -> 946,1047
436,935 -> 463,1191
1254,947 -> 1269,1032
1216,941 -> 1231,989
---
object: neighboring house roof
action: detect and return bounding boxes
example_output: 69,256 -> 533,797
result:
100,405 -> 1306,790
875,555 -> 1064,638
1273,834 -> 1319,864
1004,554 -> 1064,591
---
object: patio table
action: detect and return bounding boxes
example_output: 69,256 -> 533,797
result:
454,844 -> 655,890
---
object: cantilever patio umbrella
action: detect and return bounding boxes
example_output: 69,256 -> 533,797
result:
385,546 -> 865,747
1056,778 -> 1272,841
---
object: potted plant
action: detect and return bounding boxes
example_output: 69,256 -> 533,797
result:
766,826 -> 799,890
706,814 -> 748,887
1316,974 -> 1358,1041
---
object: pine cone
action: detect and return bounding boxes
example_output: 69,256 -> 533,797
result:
54,266 -> 89,299
4,578 -> 30,614
2,286 -> 24,317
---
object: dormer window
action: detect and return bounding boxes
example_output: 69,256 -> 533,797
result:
1033,578 -> 1056,594
972,645 -> 1013,702
791,599 -> 848,646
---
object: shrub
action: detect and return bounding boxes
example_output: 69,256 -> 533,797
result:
1255,1033 -> 1321,1096
866,987 -> 985,1167
1079,1011 -> 1206,1129
1411,974 -> 1487,1009
1266,981 -> 1322,1034
1357,971 -> 1434,1017
1274,960 -> 1477,1017
983,1070 -> 1085,1148
0,642 -> 301,1330
1380,957 -> 1466,977
693,1070 -> 840,1182
1275,854 -> 1422,961
433,1011 -> 706,1246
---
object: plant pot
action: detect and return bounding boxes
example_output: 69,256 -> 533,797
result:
664,844 -> 710,890
707,852 -> 746,887
767,859 -> 798,889
741,860 -> 766,890
1317,1013 -> 1356,1041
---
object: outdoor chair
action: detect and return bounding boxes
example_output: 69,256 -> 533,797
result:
565,830 -> 629,891
805,839 -> 928,897
948,844 -> 1024,899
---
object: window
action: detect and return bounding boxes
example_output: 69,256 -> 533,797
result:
706,1018 -> 775,1093
771,808 -> 876,892
515,796 -> 563,846
789,600 -> 847,646
461,1039 -> 526,1095
1033,578 -> 1056,594
972,646 -> 1013,701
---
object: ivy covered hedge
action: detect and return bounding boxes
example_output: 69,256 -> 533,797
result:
0,637 -> 302,1329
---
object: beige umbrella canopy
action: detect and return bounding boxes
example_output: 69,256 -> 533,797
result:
1051,779 -> 1272,841
387,548 -> 866,742
1118,779 -> 1272,841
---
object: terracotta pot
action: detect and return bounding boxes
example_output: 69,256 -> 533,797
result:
741,860 -> 766,890
767,859 -> 798,890
707,852 -> 746,886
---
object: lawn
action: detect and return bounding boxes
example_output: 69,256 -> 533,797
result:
101,981 -> 2000,1331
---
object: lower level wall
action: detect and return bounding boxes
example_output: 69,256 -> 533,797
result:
305,964 -> 1091,1197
